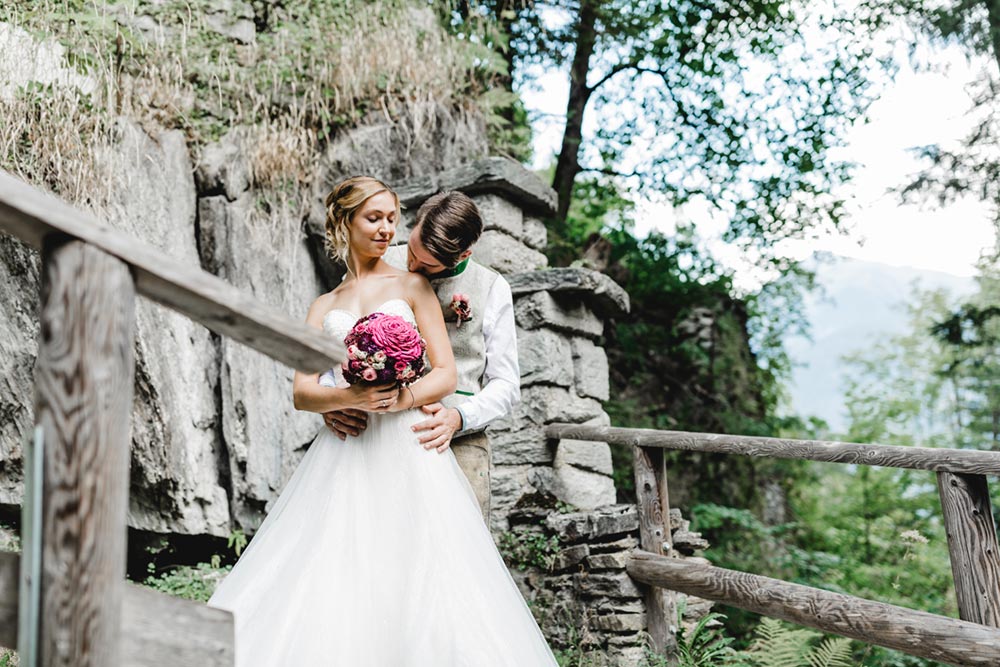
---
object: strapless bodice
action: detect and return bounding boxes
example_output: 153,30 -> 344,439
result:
319,299 -> 418,388
322,298 -> 417,341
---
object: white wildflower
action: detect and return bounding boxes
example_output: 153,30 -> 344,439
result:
900,529 -> 929,545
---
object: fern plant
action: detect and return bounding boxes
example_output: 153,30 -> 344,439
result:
807,637 -> 853,667
675,609 -> 749,667
744,618 -> 852,667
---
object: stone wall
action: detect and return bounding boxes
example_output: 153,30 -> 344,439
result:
507,502 -> 714,666
389,159 -> 627,531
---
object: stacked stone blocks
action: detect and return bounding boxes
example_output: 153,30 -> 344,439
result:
393,158 -> 626,528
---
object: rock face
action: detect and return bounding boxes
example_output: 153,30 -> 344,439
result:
0,105 -> 490,535
105,122 -> 230,536
197,185 -> 327,531
0,233 -> 39,505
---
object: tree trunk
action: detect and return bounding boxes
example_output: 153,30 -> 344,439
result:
552,0 -> 599,222
985,0 -> 1000,74
493,0 -> 518,127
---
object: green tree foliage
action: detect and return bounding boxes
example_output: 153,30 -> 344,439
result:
837,248 -> 1000,453
459,0 -> 881,262
930,253 -> 1000,448
879,0 -> 1000,215
686,285 -> 984,662
546,176 -> 808,520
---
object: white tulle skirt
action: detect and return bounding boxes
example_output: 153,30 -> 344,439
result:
207,408 -> 558,666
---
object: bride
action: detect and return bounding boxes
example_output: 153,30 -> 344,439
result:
207,176 -> 559,666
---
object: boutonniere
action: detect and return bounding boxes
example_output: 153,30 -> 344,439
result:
450,292 -> 472,328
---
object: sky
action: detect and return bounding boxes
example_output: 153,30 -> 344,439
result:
520,40 -> 997,280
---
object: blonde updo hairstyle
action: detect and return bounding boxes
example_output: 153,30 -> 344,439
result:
324,176 -> 401,263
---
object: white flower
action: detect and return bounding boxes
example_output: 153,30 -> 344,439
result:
900,529 -> 929,545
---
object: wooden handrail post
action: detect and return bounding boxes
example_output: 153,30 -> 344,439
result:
27,238 -> 135,667
633,445 -> 677,659
937,471 -> 1000,627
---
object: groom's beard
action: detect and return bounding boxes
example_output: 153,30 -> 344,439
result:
424,267 -> 452,279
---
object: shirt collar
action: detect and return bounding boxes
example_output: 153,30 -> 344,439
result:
429,257 -> 470,281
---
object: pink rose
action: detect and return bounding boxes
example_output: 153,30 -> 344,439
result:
367,314 -> 423,362
347,344 -> 361,358
394,360 -> 409,372
362,368 -> 378,382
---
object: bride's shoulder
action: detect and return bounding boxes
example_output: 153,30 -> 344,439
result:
305,289 -> 340,320
399,268 -> 432,292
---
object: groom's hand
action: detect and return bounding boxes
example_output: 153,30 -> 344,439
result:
324,409 -> 369,440
412,402 -> 462,453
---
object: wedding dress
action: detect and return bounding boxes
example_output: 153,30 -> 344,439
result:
208,298 -> 558,666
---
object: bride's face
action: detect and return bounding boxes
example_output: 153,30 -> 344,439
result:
349,191 -> 397,258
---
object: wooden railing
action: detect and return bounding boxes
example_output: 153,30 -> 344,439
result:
0,171 -> 345,666
546,423 -> 1000,665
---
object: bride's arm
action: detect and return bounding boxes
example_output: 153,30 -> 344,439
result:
292,294 -> 401,413
393,273 -> 457,410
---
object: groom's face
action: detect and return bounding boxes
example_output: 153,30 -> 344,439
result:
405,222 -> 449,276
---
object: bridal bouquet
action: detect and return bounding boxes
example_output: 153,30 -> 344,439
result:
340,313 -> 427,386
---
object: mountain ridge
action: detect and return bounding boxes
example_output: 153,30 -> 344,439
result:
784,255 -> 975,432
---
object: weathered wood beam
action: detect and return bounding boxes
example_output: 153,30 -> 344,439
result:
0,171 -> 343,372
122,583 -> 235,666
632,447 -> 677,658
0,550 -> 15,649
545,424 -> 1000,475
627,550 -> 1000,666
0,551 -> 234,666
34,238 -> 134,667
937,472 -> 1000,627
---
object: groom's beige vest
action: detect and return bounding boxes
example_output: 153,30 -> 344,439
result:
384,245 -> 498,411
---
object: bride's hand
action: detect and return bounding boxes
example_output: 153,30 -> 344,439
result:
349,383 -> 399,412
384,385 -> 415,413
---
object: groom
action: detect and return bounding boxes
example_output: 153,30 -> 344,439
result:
324,191 -> 520,522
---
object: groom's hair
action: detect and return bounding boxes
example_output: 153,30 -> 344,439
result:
414,191 -> 483,268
